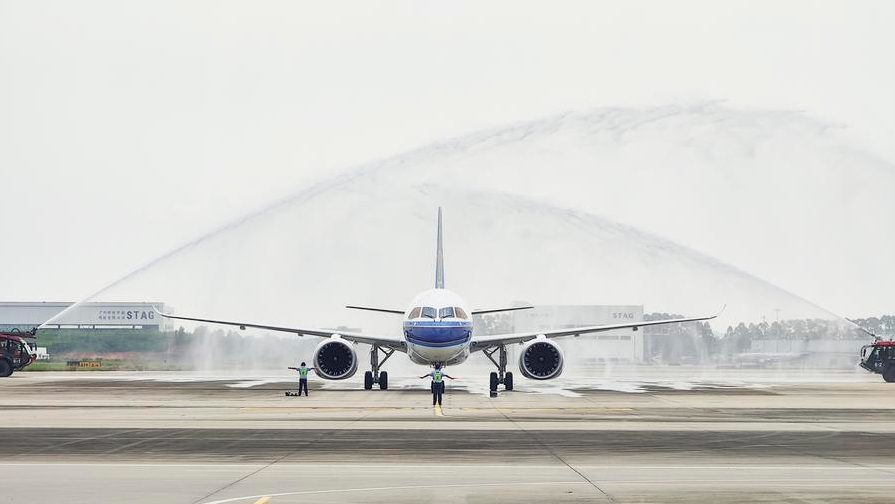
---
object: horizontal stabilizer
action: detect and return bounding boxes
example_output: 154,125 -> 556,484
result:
346,305 -> 406,315
471,306 -> 534,316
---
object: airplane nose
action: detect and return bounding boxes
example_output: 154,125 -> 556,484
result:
406,323 -> 471,347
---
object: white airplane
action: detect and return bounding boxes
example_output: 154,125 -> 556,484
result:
157,208 -> 721,392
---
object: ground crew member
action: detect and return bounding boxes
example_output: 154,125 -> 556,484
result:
287,362 -> 316,396
419,363 -> 454,406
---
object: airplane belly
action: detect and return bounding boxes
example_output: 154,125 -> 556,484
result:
408,342 -> 469,366
403,321 -> 472,366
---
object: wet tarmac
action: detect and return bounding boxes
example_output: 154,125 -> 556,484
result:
3,371 -> 894,503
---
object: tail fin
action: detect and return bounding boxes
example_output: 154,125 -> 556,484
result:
435,207 -> 444,289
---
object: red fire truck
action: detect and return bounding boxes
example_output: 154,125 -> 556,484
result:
0,328 -> 37,377
859,340 -> 895,382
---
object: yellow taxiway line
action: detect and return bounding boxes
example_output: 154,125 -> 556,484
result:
434,404 -> 444,416
252,497 -> 271,504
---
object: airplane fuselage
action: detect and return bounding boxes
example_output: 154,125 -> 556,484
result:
402,288 -> 473,366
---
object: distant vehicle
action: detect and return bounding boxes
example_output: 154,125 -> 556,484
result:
157,208 -> 720,393
0,328 -> 38,377
859,340 -> 895,382
732,351 -> 809,368
35,346 -> 50,360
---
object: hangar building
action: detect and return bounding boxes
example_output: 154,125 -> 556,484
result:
0,302 -> 166,331
488,305 -> 645,362
513,305 -> 645,362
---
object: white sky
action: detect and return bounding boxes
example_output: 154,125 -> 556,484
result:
1,1 -> 893,317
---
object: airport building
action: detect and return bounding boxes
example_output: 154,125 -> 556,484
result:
511,305 -> 645,362
748,338 -> 861,368
0,302 -> 165,331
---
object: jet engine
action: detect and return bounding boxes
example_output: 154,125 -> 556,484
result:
312,337 -> 358,380
518,338 -> 564,380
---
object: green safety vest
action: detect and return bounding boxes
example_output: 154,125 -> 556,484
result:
299,366 -> 309,378
432,370 -> 443,383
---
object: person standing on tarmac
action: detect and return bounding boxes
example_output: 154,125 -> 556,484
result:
287,362 -> 316,396
419,363 -> 454,406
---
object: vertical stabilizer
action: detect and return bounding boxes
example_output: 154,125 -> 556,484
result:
435,207 -> 444,289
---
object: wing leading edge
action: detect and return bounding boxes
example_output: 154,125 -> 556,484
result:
153,308 -> 406,350
470,306 -> 725,350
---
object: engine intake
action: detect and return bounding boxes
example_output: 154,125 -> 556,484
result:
519,339 -> 564,380
312,337 -> 358,380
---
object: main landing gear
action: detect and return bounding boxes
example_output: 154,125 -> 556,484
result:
364,344 -> 394,390
483,344 -> 513,394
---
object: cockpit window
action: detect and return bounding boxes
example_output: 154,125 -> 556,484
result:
421,307 -> 437,319
408,307 -> 422,319
454,307 -> 468,319
439,307 -> 455,319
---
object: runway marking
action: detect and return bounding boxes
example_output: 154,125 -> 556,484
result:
239,407 -> 409,412
198,477 -> 895,504
434,404 -> 443,416
251,497 -> 270,504
193,400 -> 379,504
199,481 -> 589,504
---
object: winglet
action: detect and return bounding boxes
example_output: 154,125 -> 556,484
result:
435,207 -> 444,289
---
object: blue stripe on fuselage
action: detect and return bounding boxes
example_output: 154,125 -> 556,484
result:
403,320 -> 472,348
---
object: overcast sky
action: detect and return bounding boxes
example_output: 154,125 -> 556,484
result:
2,1 -> 893,317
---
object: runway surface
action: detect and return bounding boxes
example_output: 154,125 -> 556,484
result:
3,370 -> 894,503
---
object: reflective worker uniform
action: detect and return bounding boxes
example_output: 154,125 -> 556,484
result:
430,370 -> 445,406
298,365 -> 310,396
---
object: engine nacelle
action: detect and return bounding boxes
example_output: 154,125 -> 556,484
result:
518,338 -> 564,380
312,336 -> 358,380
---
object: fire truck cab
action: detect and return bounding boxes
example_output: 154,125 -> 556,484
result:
859,340 -> 895,382
0,329 -> 37,377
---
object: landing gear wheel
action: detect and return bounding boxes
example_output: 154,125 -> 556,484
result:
883,364 -> 895,383
368,344 -> 395,391
0,359 -> 12,378
484,345 -> 509,394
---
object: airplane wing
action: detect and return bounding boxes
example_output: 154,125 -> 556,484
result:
153,308 -> 406,351
470,307 -> 724,350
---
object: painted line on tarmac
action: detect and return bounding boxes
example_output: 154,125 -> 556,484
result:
434,404 -> 443,416
199,477 -> 895,504
251,497 -> 270,504
239,407 -> 411,411
199,481 -> 589,504
599,480 -> 895,487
